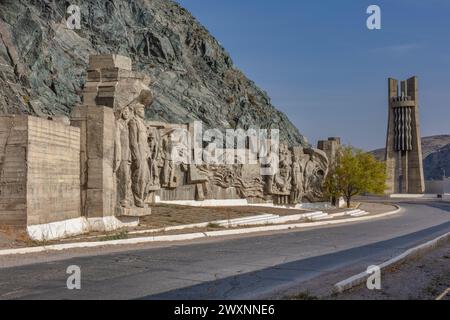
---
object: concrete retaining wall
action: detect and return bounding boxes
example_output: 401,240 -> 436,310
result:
0,116 -> 28,226
0,115 -> 81,228
425,179 -> 450,194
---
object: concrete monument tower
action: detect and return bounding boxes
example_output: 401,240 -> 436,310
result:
385,76 -> 425,194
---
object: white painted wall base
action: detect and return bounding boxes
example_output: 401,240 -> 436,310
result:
298,202 -> 335,210
156,199 -> 250,207
27,217 -> 88,241
87,216 -> 139,232
247,202 -> 296,209
27,216 -> 139,241
389,193 -> 425,199
389,193 -> 436,199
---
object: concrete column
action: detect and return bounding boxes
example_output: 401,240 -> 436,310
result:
71,105 -> 116,219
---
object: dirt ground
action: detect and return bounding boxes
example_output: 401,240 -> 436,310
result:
0,226 -> 31,249
138,204 -> 315,229
281,240 -> 450,300
332,242 -> 450,300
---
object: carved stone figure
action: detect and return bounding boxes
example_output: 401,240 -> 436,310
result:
272,145 -> 292,194
114,107 -> 133,208
147,126 -> 161,188
290,151 -> 304,204
129,103 -> 151,207
304,154 -> 315,193
161,131 -> 177,188
303,149 -> 329,202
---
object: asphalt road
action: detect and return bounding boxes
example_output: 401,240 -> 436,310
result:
0,201 -> 449,300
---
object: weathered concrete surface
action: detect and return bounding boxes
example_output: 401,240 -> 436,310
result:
0,115 -> 80,228
71,106 -> 116,219
0,200 -> 448,299
27,117 -> 81,225
0,116 -> 28,226
317,137 -> 340,166
385,77 -> 425,194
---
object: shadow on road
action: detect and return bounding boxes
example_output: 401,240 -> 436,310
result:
401,201 -> 450,213
140,221 -> 450,300
422,202 -> 450,213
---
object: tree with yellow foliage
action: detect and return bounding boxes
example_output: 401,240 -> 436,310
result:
325,146 -> 386,208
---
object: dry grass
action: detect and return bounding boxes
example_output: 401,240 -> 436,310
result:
206,222 -> 222,230
286,290 -> 319,300
0,225 -> 31,248
98,230 -> 129,242
139,204 -> 237,229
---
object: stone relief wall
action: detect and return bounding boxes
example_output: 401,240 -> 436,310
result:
113,122 -> 329,208
111,119 -> 330,209
85,54 -> 334,212
266,145 -> 329,205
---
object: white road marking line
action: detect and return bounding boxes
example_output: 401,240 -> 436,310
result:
436,287 -> 450,300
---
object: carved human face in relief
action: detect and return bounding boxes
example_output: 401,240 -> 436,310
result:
134,104 -> 145,119
121,107 -> 130,120
148,132 -> 154,144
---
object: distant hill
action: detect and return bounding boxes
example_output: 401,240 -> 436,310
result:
423,143 -> 450,180
370,135 -> 450,180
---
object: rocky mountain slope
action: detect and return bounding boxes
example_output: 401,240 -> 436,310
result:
0,0 -> 308,146
423,143 -> 450,180
370,135 -> 450,180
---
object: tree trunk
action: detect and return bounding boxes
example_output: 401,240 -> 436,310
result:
346,197 -> 351,208
331,196 -> 337,206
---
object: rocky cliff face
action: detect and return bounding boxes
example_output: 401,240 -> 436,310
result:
423,143 -> 450,180
0,0 -> 308,146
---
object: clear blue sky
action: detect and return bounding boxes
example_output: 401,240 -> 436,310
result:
176,0 -> 450,151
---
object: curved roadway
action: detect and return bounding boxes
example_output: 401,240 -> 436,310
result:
0,200 -> 449,299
